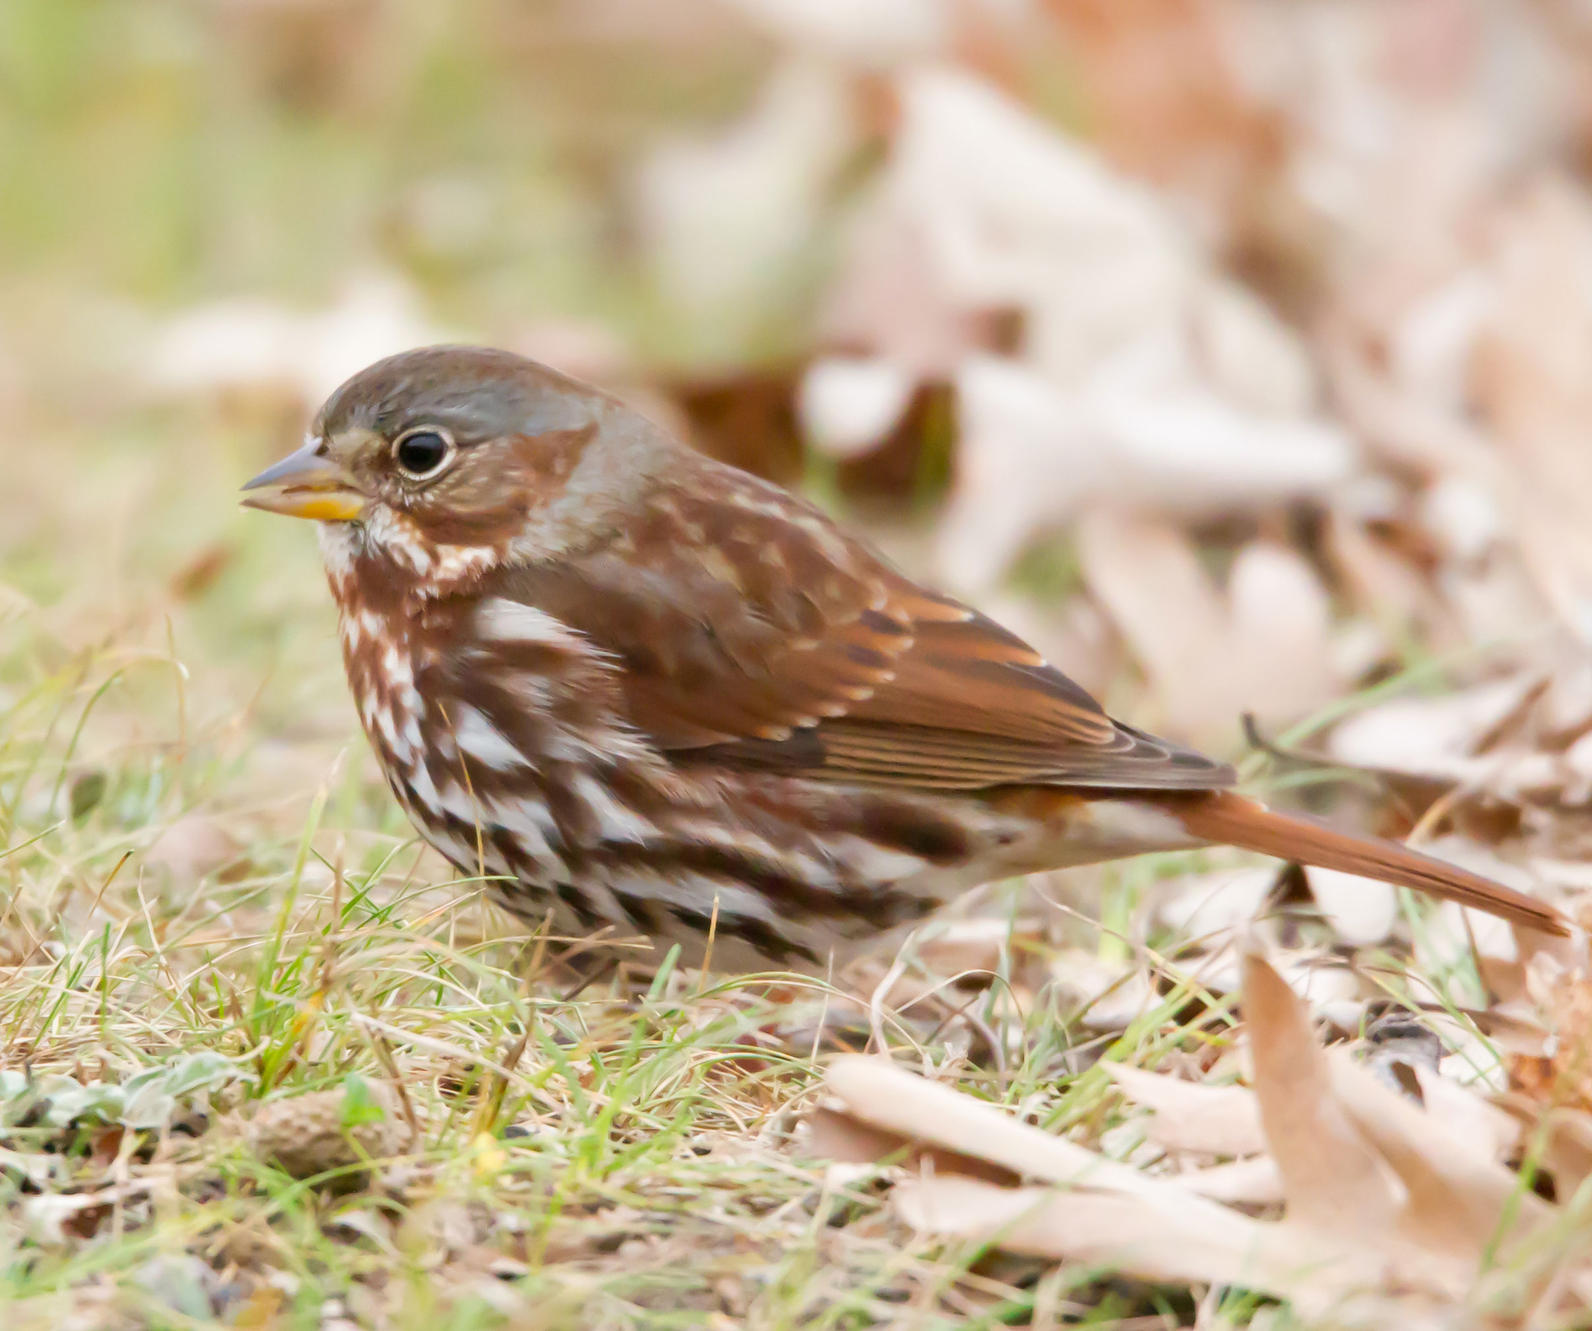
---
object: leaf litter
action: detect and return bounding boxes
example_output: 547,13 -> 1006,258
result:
807,949 -> 1588,1324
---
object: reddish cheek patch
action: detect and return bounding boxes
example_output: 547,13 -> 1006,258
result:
411,427 -> 597,547
512,425 -> 597,492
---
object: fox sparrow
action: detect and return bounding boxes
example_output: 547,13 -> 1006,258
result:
242,346 -> 1565,971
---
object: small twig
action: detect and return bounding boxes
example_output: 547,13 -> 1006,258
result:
365,1028 -> 422,1142
1242,711 -> 1337,771
561,953 -> 621,1002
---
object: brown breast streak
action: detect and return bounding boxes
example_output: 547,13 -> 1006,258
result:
332,558 -> 1028,967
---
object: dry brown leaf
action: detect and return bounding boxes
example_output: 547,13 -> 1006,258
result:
892,1174 -> 1292,1291
244,1084 -> 414,1182
810,951 -> 1571,1315
145,814 -> 245,883
822,1056 -> 1145,1193
1327,1047 -> 1549,1264
1507,973 -> 1592,1116
1245,949 -> 1553,1298
1242,953 -> 1404,1238
1176,1155 -> 1283,1205
1412,1067 -> 1522,1166
1493,1095 -> 1592,1197
1104,1061 -> 1265,1158
805,1105 -> 1018,1188
1076,509 -> 1228,737
1473,179 -> 1592,646
1077,512 -> 1340,741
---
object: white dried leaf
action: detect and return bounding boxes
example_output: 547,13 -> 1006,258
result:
1178,1155 -> 1284,1205
1327,676 -> 1542,777
1226,541 -> 1337,726
1417,473 -> 1504,564
893,1174 -> 1297,1291
1074,513 -> 1342,739
893,71 -> 1188,324
146,273 -> 446,405
720,0 -> 958,64
941,360 -> 1354,598
633,62 -> 853,331
146,814 -> 242,882
1389,272 -> 1491,407
1194,281 -> 1318,415
1158,867 -> 1279,941
1302,867 -> 1399,946
811,952 -> 1569,1313
799,356 -> 916,457
1412,1068 -> 1520,1164
1074,509 -> 1227,736
1105,1062 -> 1265,1158
824,1055 -> 1145,1192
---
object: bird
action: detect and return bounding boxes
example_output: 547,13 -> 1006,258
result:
241,345 -> 1567,973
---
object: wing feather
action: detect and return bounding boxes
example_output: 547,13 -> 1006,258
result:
485,459 -> 1235,793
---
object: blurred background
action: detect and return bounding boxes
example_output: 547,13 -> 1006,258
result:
8,0 -> 1592,884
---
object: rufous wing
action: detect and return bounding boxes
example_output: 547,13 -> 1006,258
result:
491,458 -> 1233,792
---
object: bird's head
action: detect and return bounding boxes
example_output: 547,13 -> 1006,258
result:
242,345 -> 671,588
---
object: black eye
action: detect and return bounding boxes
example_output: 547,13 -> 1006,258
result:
392,428 -> 454,479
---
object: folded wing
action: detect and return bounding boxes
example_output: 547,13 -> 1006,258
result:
489,460 -> 1234,793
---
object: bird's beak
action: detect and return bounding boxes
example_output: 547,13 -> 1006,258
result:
240,442 -> 366,522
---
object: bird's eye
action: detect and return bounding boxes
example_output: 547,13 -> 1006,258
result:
392,428 -> 455,480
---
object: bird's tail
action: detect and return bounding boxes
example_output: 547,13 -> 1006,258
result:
1168,790 -> 1568,936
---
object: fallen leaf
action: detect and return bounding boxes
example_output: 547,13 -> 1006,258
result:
808,951 -> 1569,1314
146,273 -> 447,406
823,1056 -> 1145,1193
1077,512 -> 1341,741
632,62 -> 854,349
1104,1060 -> 1265,1158
1301,866 -> 1398,946
893,1173 -> 1291,1290
799,355 -> 918,458
1176,1155 -> 1283,1205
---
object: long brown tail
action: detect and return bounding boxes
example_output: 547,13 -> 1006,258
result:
1169,790 -> 1568,936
